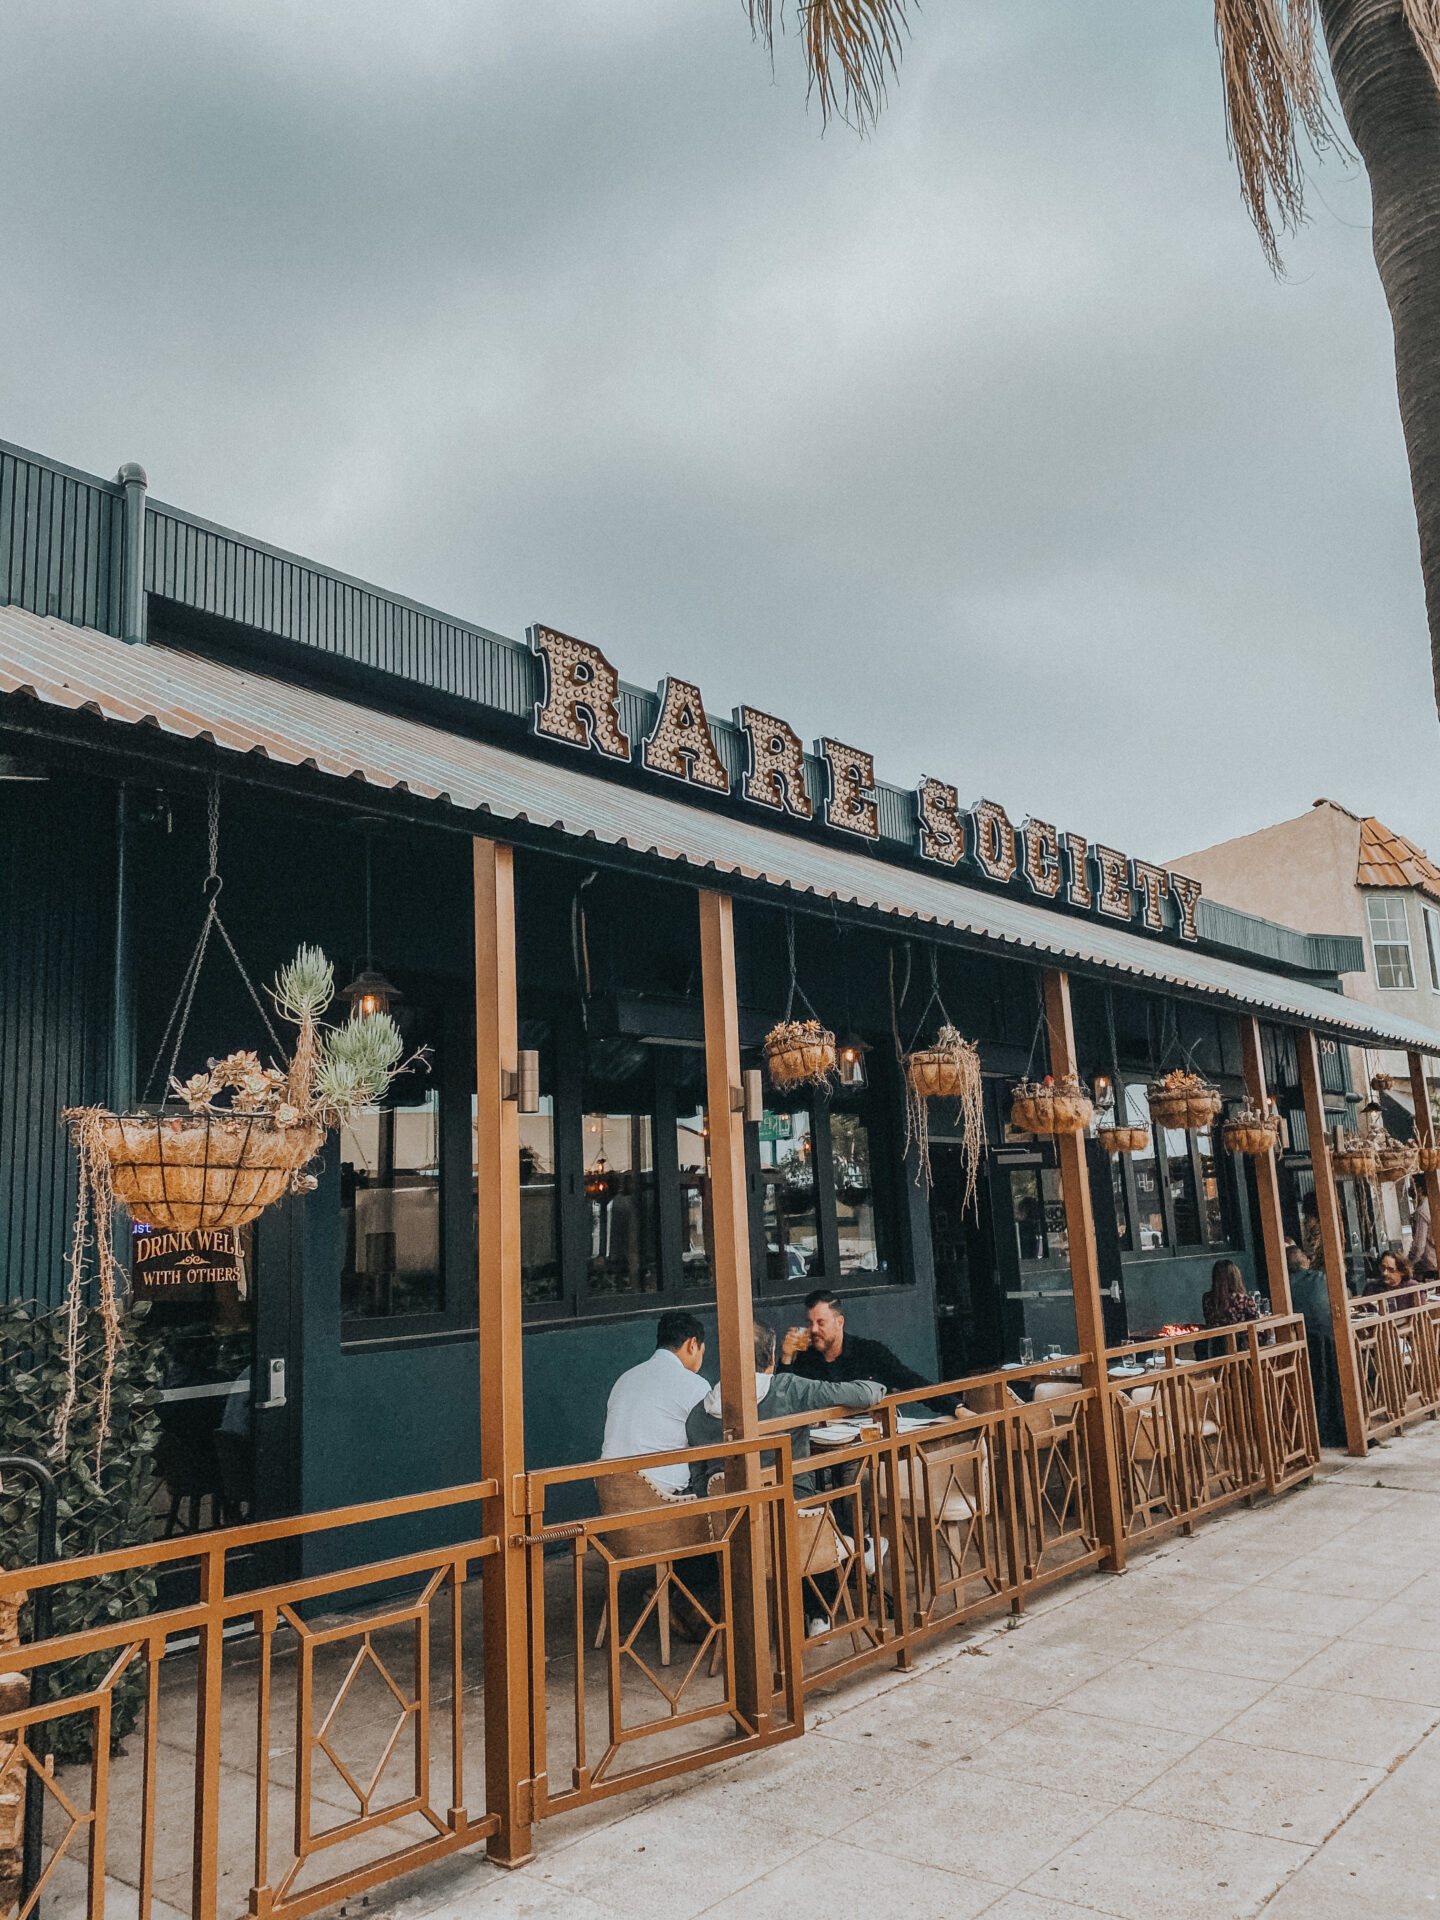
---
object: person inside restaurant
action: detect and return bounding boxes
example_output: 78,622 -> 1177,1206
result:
601,1310 -> 710,1492
1407,1176 -> 1436,1283
685,1320 -> 884,1497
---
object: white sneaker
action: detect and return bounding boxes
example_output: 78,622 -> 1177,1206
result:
806,1615 -> 828,1638
862,1534 -> 890,1577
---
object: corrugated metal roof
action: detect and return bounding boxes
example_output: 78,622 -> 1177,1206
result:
5,602 -> 1440,1055
1357,814 -> 1440,902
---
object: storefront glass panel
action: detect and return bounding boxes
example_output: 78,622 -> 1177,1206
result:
1125,1085 -> 1167,1249
340,1092 -> 443,1318
759,1104 -> 820,1284
676,1104 -> 714,1290
1009,1165 -> 1069,1262
1195,1126 -> 1225,1242
832,1109 -> 883,1276
586,1110 -> 659,1296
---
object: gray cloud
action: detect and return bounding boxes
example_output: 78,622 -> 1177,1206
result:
0,0 -> 1432,881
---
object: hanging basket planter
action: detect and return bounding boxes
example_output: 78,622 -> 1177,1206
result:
1146,1071 -> 1223,1131
1220,1105 -> 1282,1157
93,1110 -> 326,1232
1097,1124 -> 1150,1155
1373,1136 -> 1419,1184
1418,1146 -> 1440,1175
763,1019 -> 836,1089
904,1027 -> 981,1103
1332,1134 -> 1379,1179
1010,1075 -> 1094,1137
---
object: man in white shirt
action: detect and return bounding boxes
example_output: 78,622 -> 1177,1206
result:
601,1311 -> 710,1492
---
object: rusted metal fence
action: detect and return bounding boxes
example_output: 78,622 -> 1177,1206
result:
1106,1313 -> 1318,1546
0,1481 -> 502,1920
0,1330 -> 1324,1920
1349,1289 -> 1440,1442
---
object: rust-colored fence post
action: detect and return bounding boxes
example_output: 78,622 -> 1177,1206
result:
698,889 -> 772,1736
192,1542 -> 225,1920
474,839 -> 536,1865
1298,1029 -> 1367,1455
1241,1018 -> 1291,1316
1042,970 -> 1126,1572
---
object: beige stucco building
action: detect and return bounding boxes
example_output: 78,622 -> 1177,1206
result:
1172,799 -> 1440,1245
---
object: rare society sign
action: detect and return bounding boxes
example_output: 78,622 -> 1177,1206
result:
132,1225 -> 242,1300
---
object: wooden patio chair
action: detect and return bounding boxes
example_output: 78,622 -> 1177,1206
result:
878,1435 -> 991,1600
592,1470 -> 712,1668
1116,1382 -> 1178,1531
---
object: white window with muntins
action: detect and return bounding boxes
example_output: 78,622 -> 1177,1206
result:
1368,896 -> 1416,990
1423,904 -> 1440,993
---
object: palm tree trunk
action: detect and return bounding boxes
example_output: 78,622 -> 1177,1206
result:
1320,0 -> 1440,716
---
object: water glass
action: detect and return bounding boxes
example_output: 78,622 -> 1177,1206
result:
1046,1343 -> 1063,1361
1018,1337 -> 1035,1366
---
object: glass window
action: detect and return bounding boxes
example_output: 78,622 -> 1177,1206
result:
1424,906 -> 1440,993
758,1103 -> 821,1284
1124,1084 -> 1167,1251
1165,1124 -> 1202,1245
341,1092 -> 443,1319
832,1109 -> 885,1277
1194,1126 -> 1225,1243
1107,1153 -> 1132,1252
675,1104 -> 714,1290
518,1096 -> 561,1303
585,1110 -> 659,1296
1009,1166 -> 1069,1262
1368,897 -> 1416,990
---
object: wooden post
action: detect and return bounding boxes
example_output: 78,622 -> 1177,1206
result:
1042,970 -> 1126,1572
698,889 -> 771,1734
1241,1018 -> 1291,1316
1298,1029 -> 1367,1456
474,839 -> 536,1865
1409,1051 -> 1440,1264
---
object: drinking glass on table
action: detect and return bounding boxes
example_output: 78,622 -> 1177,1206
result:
1046,1344 -> 1062,1361
1018,1337 -> 1034,1366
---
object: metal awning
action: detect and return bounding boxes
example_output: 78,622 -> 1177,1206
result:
5,603 -> 1440,1055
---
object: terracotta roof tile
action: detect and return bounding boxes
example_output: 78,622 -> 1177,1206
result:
1357,815 -> 1440,902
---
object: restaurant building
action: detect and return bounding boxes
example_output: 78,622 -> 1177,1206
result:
5,434 -> 1440,1896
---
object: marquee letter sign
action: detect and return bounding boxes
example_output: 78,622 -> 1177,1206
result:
529,625 -> 631,761
643,677 -> 730,791
1021,818 -> 1062,900
524,620 -> 1203,946
820,738 -> 879,840
738,706 -> 813,819
971,799 -> 1017,884
917,777 -> 965,866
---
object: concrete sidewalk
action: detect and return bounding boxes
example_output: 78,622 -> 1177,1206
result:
377,1423 -> 1440,1920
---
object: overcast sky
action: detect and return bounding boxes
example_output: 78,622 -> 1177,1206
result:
1,0 -> 1434,878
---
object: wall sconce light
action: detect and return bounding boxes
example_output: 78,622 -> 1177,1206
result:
503,1049 -> 541,1113
742,1068 -> 764,1123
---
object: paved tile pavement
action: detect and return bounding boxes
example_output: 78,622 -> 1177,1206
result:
373,1420 -> 1440,1919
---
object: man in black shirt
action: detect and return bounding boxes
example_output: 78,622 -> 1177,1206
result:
780,1289 -> 956,1413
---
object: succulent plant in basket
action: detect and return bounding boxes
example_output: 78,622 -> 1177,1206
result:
1145,1069 -> 1222,1131
1220,1101 -> 1282,1157
1010,1074 -> 1094,1137
763,1018 -> 836,1089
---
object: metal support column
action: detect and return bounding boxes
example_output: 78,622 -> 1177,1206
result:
1241,1018 -> 1291,1315
1042,969 -> 1126,1571
117,462 -> 148,646
1299,1029 -> 1367,1455
474,839 -> 536,1865
698,888 -> 771,1733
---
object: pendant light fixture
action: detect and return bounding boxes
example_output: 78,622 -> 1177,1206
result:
341,823 -> 401,1018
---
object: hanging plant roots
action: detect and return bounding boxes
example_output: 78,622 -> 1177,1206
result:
903,1025 -> 985,1204
1220,1105 -> 1281,1157
1010,1076 -> 1094,1137
1146,1071 -> 1223,1131
1098,1125 -> 1150,1155
763,1019 -> 836,1089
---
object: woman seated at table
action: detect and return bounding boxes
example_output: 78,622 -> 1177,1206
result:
1200,1260 -> 1260,1350
1361,1250 -> 1424,1311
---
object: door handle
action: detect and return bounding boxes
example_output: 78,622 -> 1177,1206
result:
259,1357 -> 287,1410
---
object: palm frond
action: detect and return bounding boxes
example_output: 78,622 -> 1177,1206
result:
1215,0 -> 1332,272
747,0 -> 911,131
1403,0 -> 1440,93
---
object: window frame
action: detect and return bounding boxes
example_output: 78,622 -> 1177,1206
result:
1368,895 -> 1417,991
1422,904 -> 1440,994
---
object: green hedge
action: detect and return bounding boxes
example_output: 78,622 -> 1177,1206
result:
0,1301 -> 163,1760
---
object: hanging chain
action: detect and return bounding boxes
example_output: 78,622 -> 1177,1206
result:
781,912 -> 823,1026
141,775 -> 284,1102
